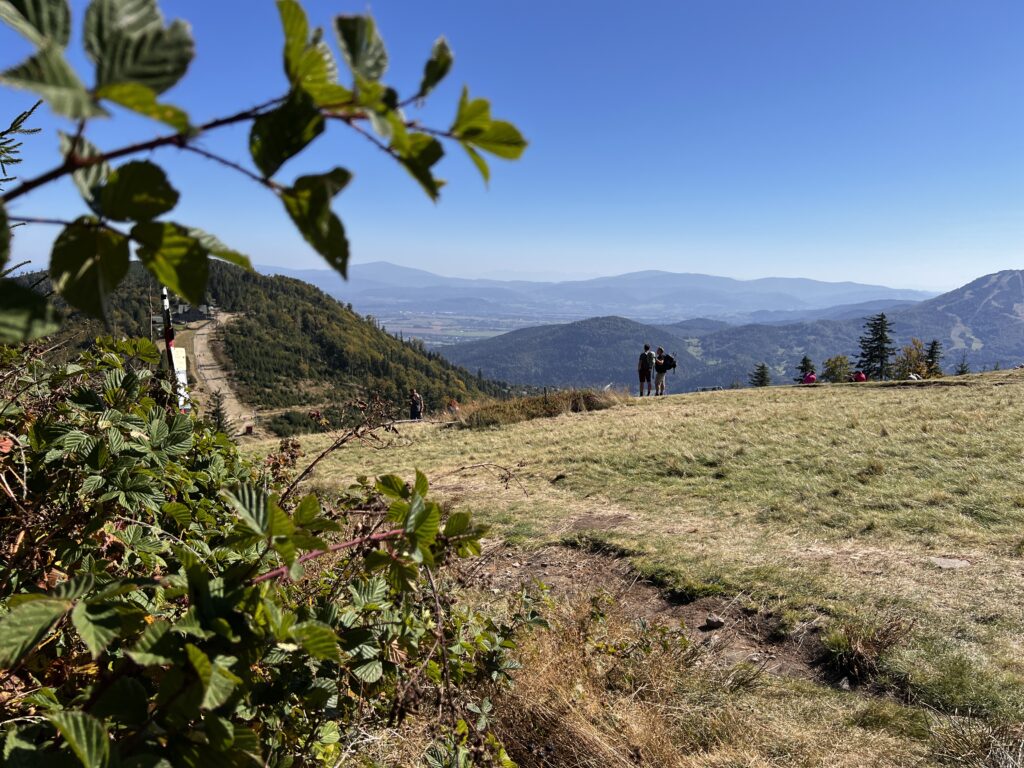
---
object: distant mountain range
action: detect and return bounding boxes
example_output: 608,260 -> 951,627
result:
439,270 -> 1024,390
261,262 -> 937,325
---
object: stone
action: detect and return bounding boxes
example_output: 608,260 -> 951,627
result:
700,613 -> 726,631
929,556 -> 971,570
839,677 -> 851,691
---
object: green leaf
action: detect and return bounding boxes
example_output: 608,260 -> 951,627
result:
294,493 -> 320,525
49,217 -> 130,318
280,168 -> 351,276
132,221 -> 207,305
290,621 -> 340,662
91,676 -> 148,726
161,501 -> 191,527
397,133 -> 444,200
96,82 -> 189,131
90,1 -> 193,94
375,474 -> 406,500
100,160 -> 179,221
451,86 -> 491,134
204,714 -> 234,752
462,120 -> 527,160
0,597 -> 69,666
462,143 -> 490,184
225,486 -> 293,537
59,132 -> 110,213
126,620 -> 173,664
276,0 -> 351,108
49,710 -> 109,768
334,14 -> 387,82
352,658 -> 383,683
443,511 -> 471,537
0,0 -> 71,47
249,89 -> 324,178
187,227 -> 251,270
71,602 -> 122,658
0,279 -> 60,344
0,43 -> 107,119
417,36 -> 452,99
406,497 -> 440,547
413,469 -> 429,497
185,644 -> 240,710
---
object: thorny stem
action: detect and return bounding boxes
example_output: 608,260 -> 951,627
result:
250,528 -> 405,585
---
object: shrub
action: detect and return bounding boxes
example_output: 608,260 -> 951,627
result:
459,389 -> 622,429
0,340 -> 538,765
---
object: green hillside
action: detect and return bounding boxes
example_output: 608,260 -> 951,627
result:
32,263 -> 509,421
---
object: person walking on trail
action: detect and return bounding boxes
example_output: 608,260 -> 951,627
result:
638,344 -> 655,396
409,388 -> 424,420
654,346 -> 669,396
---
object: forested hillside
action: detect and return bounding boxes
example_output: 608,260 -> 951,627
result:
31,263 -> 509,415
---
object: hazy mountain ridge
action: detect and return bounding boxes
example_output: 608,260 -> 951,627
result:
439,270 -> 1024,389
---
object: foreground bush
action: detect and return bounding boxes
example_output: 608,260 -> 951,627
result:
0,340 -> 538,765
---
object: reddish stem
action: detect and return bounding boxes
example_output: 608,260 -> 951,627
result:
250,528 -> 405,584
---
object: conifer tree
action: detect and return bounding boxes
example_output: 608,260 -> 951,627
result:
925,339 -> 944,377
857,313 -> 896,380
749,362 -> 771,387
954,351 -> 970,375
207,390 -> 234,436
794,355 -> 815,382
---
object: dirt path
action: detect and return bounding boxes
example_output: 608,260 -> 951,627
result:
189,312 -> 261,436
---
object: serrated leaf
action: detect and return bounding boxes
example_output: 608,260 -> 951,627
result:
185,644 -> 239,710
132,221 -> 207,305
462,142 -> 490,184
100,160 -> 179,221
291,621 -> 340,662
91,676 -> 148,726
352,658 -> 383,683
249,88 -> 324,178
49,217 -> 130,319
49,710 -> 109,768
413,469 -> 429,497
0,599 -> 69,667
462,120 -> 527,160
276,0 -> 350,107
1,43 -> 107,119
397,133 -> 444,200
334,14 -> 387,82
280,168 -> 350,276
126,619 -> 172,664
187,227 -> 250,270
417,36 -> 452,99
0,278 -> 60,343
161,501 -> 191,526
294,493 -> 320,525
82,473 -> 107,495
0,0 -> 71,47
71,602 -> 122,658
91,2 -> 193,95
451,86 -> 491,134
204,713 -> 234,751
96,82 -> 189,131
59,132 -> 110,214
443,511 -> 471,537
375,474 -> 406,499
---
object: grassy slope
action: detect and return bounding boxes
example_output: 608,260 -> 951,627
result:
254,371 -> 1024,764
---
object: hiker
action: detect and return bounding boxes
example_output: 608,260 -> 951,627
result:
409,388 -> 424,420
654,347 -> 669,395
637,343 -> 655,396
802,370 -> 817,385
852,370 -> 867,383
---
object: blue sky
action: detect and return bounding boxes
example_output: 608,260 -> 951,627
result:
2,1 -> 1022,290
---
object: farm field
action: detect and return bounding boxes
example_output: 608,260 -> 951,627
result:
252,371 -> 1024,766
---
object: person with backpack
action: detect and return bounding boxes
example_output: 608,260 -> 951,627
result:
637,344 -> 655,396
653,348 -> 678,395
409,388 -> 424,420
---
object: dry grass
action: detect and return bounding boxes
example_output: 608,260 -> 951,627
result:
250,371 -> 1024,764
456,388 -> 626,429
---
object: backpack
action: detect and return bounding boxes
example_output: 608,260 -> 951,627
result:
664,353 -> 677,371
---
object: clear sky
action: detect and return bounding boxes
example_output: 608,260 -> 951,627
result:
2,1 -> 1022,290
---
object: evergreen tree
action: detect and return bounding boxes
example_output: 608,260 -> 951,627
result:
794,355 -> 815,382
954,351 -> 970,375
207,390 -> 234,436
857,313 -> 896,380
924,339 -> 944,377
821,354 -> 852,383
749,362 -> 771,387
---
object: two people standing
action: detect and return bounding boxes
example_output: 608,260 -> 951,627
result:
638,344 -> 672,396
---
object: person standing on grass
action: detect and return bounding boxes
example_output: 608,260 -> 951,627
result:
654,346 -> 669,396
638,343 -> 655,396
409,388 -> 424,420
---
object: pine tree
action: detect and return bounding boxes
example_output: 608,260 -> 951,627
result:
954,351 -> 970,375
794,355 -> 815,383
749,362 -> 771,387
857,313 -> 896,380
924,339 -> 943,378
207,390 -> 234,436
